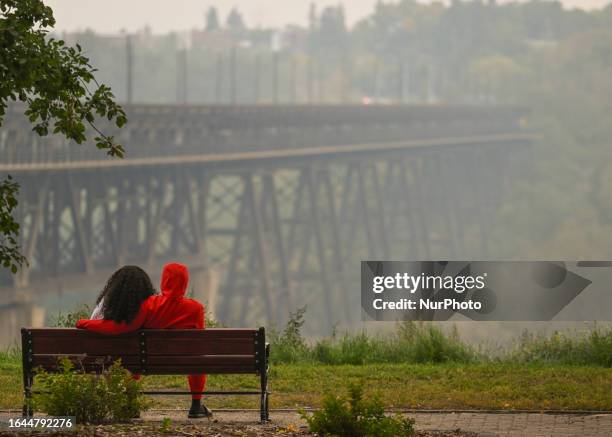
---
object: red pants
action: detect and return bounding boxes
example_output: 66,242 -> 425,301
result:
133,374 -> 206,400
188,374 -> 206,400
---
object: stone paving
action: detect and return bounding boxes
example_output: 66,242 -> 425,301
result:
408,412 -> 612,437
140,410 -> 612,437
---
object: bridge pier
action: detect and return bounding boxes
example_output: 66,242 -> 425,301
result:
0,301 -> 45,348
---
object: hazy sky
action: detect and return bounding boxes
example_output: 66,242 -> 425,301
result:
45,0 -> 611,34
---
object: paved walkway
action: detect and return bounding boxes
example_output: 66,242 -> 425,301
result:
408,412 -> 612,437
140,410 -> 612,437
3,410 -> 612,436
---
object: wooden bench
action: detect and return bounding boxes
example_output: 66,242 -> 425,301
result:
21,327 -> 270,422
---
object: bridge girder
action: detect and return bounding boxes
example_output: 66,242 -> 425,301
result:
0,105 -> 533,328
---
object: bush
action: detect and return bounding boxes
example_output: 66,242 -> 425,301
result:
301,383 -> 415,437
204,303 -> 224,328
52,304 -> 93,327
313,332 -> 375,365
269,308 -> 609,367
508,328 -> 612,366
271,313 -> 476,365
34,357 -> 148,423
269,306 -> 310,363
392,321 -> 477,363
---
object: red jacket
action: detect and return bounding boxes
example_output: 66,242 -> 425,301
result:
76,263 -> 204,333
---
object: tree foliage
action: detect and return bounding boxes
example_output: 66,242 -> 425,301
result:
205,6 -> 219,32
0,0 -> 126,271
0,175 -> 22,273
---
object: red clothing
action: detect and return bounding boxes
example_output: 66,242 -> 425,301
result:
76,263 -> 206,399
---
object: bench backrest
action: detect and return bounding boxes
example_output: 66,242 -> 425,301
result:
21,327 -> 266,375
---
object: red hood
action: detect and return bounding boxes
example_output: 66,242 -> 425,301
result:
160,262 -> 189,297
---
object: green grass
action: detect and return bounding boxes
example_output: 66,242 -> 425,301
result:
269,318 -> 612,367
505,329 -> 612,366
2,348 -> 611,411
146,363 -> 612,411
0,348 -> 22,409
2,312 -> 611,412
271,323 -> 478,365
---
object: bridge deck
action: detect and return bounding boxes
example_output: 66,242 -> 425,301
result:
0,133 -> 533,172
0,103 -> 529,168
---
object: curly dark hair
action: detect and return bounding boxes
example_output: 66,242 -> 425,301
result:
95,265 -> 156,324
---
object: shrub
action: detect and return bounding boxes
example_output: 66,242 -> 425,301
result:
313,333 -> 374,365
52,304 -> 93,327
34,357 -> 148,423
301,383 -> 415,437
204,303 -> 224,327
310,324 -> 476,365
393,321 -> 477,363
269,306 -> 310,363
267,308 -> 609,367
270,310 -> 477,365
508,328 -> 612,366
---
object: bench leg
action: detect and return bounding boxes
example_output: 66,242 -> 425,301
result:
22,329 -> 34,417
260,391 -> 269,423
22,374 -> 33,417
259,371 -> 269,423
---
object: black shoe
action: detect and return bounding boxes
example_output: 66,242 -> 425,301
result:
188,404 -> 213,419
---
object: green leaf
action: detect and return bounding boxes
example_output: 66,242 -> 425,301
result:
0,0 -> 127,274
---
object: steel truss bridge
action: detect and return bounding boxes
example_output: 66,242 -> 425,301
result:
0,104 -> 532,329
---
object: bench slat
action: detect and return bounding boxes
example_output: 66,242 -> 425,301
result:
33,354 -> 255,366
146,338 -> 255,355
31,354 -> 140,368
32,337 -> 140,355
142,366 -> 257,374
26,328 -> 258,339
136,329 -> 258,339
147,355 -> 255,366
32,355 -> 257,373
29,329 -> 257,356
32,364 -> 257,374
31,337 -> 255,356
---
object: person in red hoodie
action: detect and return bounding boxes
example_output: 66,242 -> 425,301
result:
76,263 -> 211,418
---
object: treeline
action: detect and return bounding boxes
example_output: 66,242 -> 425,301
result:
58,1 -> 612,105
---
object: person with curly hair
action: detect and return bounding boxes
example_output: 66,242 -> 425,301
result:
77,263 -> 211,419
89,265 -> 156,323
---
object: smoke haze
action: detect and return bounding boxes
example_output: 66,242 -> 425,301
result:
45,0 -> 611,33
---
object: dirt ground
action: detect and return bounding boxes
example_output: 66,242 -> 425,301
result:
0,410 -> 474,436
3,409 -> 612,436
0,422 -> 473,437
